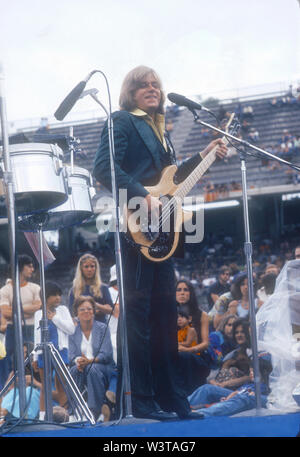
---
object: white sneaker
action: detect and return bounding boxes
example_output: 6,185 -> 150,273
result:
68,414 -> 79,423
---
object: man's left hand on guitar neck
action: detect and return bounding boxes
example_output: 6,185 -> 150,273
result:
200,138 -> 228,160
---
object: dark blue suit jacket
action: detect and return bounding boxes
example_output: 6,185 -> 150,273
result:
94,110 -> 203,199
94,110 -> 172,201
68,320 -> 114,366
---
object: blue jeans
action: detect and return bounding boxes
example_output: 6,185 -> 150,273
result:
188,384 -> 267,417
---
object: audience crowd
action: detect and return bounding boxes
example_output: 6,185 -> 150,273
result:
1,236 -> 299,425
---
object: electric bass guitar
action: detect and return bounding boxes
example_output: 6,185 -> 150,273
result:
125,113 -> 239,262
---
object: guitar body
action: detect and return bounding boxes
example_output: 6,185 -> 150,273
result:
126,165 -> 193,263
125,113 -> 238,263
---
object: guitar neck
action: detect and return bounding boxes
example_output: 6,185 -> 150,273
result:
174,136 -> 228,201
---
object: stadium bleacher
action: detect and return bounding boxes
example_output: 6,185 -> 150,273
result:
22,91 -> 299,206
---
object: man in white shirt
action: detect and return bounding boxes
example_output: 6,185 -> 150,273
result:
0,255 -> 41,367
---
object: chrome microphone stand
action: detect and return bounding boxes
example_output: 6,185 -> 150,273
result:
88,85 -> 133,419
54,71 -> 132,420
189,108 -> 300,412
0,64 -> 27,416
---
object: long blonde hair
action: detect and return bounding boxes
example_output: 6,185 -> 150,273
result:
119,65 -> 165,113
72,253 -> 102,299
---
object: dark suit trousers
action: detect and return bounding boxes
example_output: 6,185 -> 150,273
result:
117,242 -> 189,417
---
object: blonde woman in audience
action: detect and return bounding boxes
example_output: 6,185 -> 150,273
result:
69,253 -> 113,323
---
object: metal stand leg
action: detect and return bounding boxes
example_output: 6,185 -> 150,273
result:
46,343 -> 95,424
15,214 -> 96,425
36,222 -> 53,422
239,150 -> 262,411
0,63 -> 27,417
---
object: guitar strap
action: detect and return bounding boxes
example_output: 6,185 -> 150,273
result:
164,130 -> 177,165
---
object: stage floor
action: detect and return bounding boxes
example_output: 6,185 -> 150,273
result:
1,408 -> 300,438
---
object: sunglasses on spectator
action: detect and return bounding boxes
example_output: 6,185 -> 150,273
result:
78,307 -> 94,312
176,287 -> 189,292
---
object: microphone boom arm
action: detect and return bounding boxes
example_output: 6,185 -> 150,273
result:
192,112 -> 300,172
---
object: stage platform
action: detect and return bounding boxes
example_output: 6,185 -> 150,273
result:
1,409 -> 300,439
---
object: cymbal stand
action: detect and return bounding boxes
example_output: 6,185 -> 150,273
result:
67,126 -> 81,175
19,213 -> 95,424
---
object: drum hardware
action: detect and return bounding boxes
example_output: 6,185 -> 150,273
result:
32,133 -> 71,151
10,211 -> 95,424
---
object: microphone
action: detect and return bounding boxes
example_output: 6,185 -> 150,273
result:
167,92 -> 211,113
54,71 -> 97,121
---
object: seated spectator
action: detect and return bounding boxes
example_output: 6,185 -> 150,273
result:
261,144 -> 275,168
200,127 -> 211,139
281,129 -> 293,144
101,265 -> 119,421
33,281 -> 75,421
241,119 -> 251,136
231,181 -> 242,191
242,105 -> 254,120
69,253 -> 113,323
206,314 -> 238,369
0,310 -> 9,391
177,310 -> 198,349
1,344 -> 42,421
208,319 -> 253,390
294,245 -> 300,260
208,290 -> 233,329
188,354 -> 272,417
228,272 -> 258,320
166,103 -> 180,118
247,127 -> 259,143
69,296 -> 114,422
207,265 -> 231,312
176,280 -> 211,394
292,135 -> 300,155
264,263 -> 280,276
270,97 -> 278,108
257,273 -> 277,308
204,181 -> 216,202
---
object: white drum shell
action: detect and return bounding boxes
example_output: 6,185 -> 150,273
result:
45,165 -> 95,230
0,143 -> 67,216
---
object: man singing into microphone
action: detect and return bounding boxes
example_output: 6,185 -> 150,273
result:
93,65 -> 227,420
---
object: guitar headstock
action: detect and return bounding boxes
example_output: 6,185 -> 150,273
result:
223,112 -> 240,138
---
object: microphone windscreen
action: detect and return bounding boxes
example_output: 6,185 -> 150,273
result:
54,80 -> 86,121
167,93 -> 186,105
